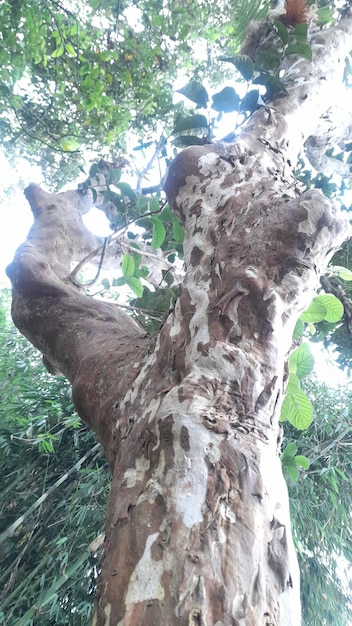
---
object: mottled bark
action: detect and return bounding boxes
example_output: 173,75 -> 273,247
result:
6,13 -> 352,626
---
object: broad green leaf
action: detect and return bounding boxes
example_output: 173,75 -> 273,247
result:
51,44 -> 65,59
117,182 -> 137,202
289,344 -> 314,379
281,388 -> 313,430
293,318 -> 305,340
172,135 -> 207,147
176,81 -> 209,108
331,265 -> 352,281
295,455 -> 310,470
151,216 -> 166,249
101,278 -> 110,290
212,86 -> 240,113
287,464 -> 300,482
253,73 -> 287,96
294,23 -> 308,44
112,276 -> 126,287
173,219 -> 184,244
219,54 -> 254,81
239,89 -> 260,113
281,442 -> 297,459
300,299 -> 327,323
274,20 -> 289,45
286,372 -> 300,393
314,294 -> 344,323
285,43 -> 312,61
65,43 -> 76,57
173,114 -> 208,134
121,254 -> 135,278
126,277 -> 144,298
108,167 -> 121,185
255,47 -> 282,71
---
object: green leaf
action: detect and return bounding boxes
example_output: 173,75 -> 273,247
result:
116,182 -> 137,202
314,294 -> 344,323
255,47 -> 282,71
121,254 -> 135,278
219,54 -> 254,80
285,43 -> 312,61
239,89 -> 260,113
289,344 -> 314,379
295,455 -> 310,470
112,276 -> 126,287
281,442 -> 297,459
65,43 -> 76,57
253,73 -> 287,96
286,373 -> 300,393
294,23 -> 308,44
126,277 -> 144,298
172,135 -> 208,147
212,86 -> 240,113
176,81 -> 209,108
300,299 -> 327,323
281,388 -> 313,430
108,167 -> 121,185
51,44 -> 65,59
331,265 -> 352,281
274,20 -> 289,45
172,219 -> 184,244
173,114 -> 208,134
101,278 -> 110,290
151,216 -> 166,249
293,318 -> 305,340
287,464 -> 300,482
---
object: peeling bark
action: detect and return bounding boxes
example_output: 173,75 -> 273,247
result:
6,13 -> 352,626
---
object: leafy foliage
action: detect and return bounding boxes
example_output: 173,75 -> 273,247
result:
287,378 -> 352,626
0,291 -> 109,625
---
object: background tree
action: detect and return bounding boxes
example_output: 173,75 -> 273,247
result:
1,1 -> 352,625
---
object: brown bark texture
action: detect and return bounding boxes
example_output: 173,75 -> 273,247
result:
6,13 -> 352,626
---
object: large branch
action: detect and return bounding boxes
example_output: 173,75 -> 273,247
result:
7,178 -> 149,466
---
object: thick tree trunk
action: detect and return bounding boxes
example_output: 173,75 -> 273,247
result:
6,14 -> 352,626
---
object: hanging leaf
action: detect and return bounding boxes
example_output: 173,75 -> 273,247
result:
295,455 -> 310,470
284,43 -> 312,61
253,73 -> 287,96
239,89 -> 260,113
292,318 -> 305,340
300,299 -> 327,323
121,254 -> 135,278
301,294 -> 343,323
219,54 -> 254,81
314,294 -> 344,323
255,47 -> 282,71
172,219 -> 184,244
176,81 -> 209,108
294,23 -> 308,44
126,277 -> 144,298
331,265 -> 352,281
212,87 -> 240,113
274,21 -> 289,45
65,43 -> 76,57
289,343 -> 315,379
173,114 -> 208,134
116,182 -> 137,202
281,388 -> 313,430
151,216 -> 166,249
172,135 -> 208,147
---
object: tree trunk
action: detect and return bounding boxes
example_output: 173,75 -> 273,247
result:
6,15 -> 352,626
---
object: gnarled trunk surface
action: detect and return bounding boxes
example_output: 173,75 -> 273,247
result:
6,14 -> 352,626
